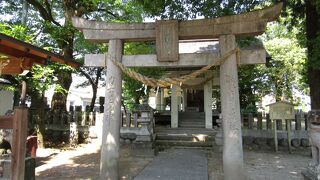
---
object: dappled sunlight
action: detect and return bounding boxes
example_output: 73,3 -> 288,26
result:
36,143 -> 100,176
192,134 -> 208,142
290,171 -> 298,175
35,141 -> 152,179
106,133 -> 116,146
227,131 -> 240,139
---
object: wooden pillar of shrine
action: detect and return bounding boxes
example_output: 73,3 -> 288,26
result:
11,106 -> 28,180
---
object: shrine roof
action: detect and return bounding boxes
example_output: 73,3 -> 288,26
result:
0,33 -> 81,75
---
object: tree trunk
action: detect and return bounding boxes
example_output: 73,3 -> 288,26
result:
89,68 -> 103,112
36,107 -> 46,148
51,3 -> 75,111
306,0 -> 320,109
275,82 -> 282,102
30,91 -> 46,148
90,84 -> 97,112
51,71 -> 72,111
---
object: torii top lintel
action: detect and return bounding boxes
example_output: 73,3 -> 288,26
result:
72,3 -> 282,43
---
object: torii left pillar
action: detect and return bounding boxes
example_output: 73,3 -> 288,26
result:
100,39 -> 123,179
220,35 -> 245,180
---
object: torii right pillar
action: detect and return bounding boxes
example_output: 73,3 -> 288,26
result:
219,35 -> 246,180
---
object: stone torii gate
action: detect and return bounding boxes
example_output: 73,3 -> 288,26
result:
73,3 -> 282,180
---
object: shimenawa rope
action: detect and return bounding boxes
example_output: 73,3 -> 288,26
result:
110,48 -> 240,88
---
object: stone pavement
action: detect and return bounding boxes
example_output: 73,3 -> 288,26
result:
134,149 -> 208,180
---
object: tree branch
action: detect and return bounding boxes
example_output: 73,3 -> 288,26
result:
96,8 -> 118,18
94,67 -> 103,87
26,0 -> 61,26
79,68 -> 95,87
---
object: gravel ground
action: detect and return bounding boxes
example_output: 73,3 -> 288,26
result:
208,146 -> 310,180
35,141 -> 311,180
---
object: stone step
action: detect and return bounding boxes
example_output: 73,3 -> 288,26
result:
179,123 -> 205,128
156,140 -> 213,148
157,135 -> 194,141
179,125 -> 205,128
156,134 -> 214,142
179,121 -> 205,125
179,116 -> 205,119
179,111 -> 205,114
179,120 -> 205,123
179,114 -> 205,117
179,118 -> 205,122
155,127 -> 217,135
179,113 -> 205,118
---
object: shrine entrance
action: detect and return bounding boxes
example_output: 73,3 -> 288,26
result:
187,90 -> 204,112
73,3 -> 282,180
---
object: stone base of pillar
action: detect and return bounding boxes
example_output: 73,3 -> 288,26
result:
213,131 -> 223,152
120,126 -> 156,157
131,141 -> 157,157
302,165 -> 320,180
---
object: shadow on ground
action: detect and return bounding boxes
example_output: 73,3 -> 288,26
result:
35,143 -> 153,180
35,141 -> 311,180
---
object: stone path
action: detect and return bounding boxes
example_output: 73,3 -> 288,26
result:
134,149 -> 208,180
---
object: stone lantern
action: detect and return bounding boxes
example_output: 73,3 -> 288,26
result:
132,104 -> 155,142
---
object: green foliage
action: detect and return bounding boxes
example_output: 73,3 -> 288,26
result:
261,22 -> 307,103
122,42 -> 163,111
134,0 -> 263,19
27,65 -> 55,93
237,38 -> 268,109
274,0 -> 320,108
0,0 -> 148,112
241,103 -> 257,113
74,32 -> 107,56
0,22 -> 72,102
238,64 -> 267,109
236,17 -> 307,109
0,23 -> 33,42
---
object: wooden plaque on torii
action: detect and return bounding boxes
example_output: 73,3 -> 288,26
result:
156,20 -> 179,62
